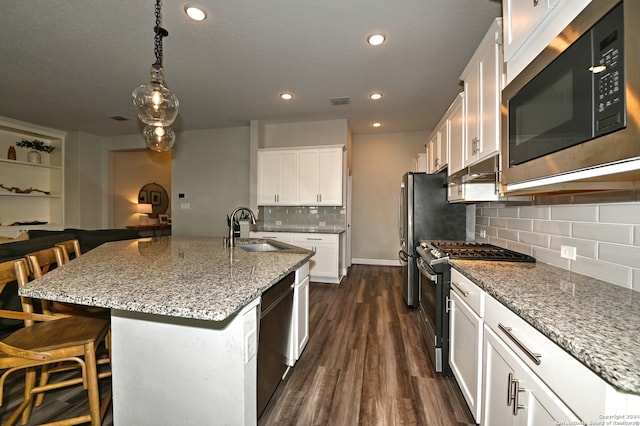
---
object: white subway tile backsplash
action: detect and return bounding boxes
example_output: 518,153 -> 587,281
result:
520,206 -> 550,219
572,222 -> 632,244
599,204 -> 640,224
549,236 -> 597,259
571,257 -> 631,288
497,228 -> 518,241
498,207 -> 519,218
599,243 -> 640,268
490,217 -> 508,228
507,218 -> 532,231
519,231 -> 549,248
551,205 -> 598,222
506,240 -> 534,256
532,247 -> 571,269
533,220 -> 571,236
478,200 -> 640,291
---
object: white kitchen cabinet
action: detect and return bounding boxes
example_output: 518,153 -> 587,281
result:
287,262 -> 309,366
460,18 -> 502,168
482,325 -> 580,426
291,233 -> 341,284
447,94 -> 465,176
503,0 -> 591,84
449,269 -> 485,423
257,149 -> 298,205
298,147 -> 343,206
426,120 -> 447,174
415,153 -> 427,173
258,146 -> 344,207
0,117 -> 66,237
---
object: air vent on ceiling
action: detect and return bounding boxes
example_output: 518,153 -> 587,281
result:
109,115 -> 130,122
330,96 -> 351,106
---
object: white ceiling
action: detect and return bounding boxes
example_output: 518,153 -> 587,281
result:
0,1 -> 502,137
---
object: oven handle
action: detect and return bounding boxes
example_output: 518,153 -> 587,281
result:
417,259 -> 437,282
399,250 -> 409,263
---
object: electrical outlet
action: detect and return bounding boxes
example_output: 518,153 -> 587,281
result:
560,245 -> 577,260
275,220 -> 282,225
319,221 -> 326,227
180,202 -> 190,209
245,329 -> 257,363
479,229 -> 487,238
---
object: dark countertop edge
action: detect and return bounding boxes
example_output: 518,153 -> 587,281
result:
449,260 -> 639,396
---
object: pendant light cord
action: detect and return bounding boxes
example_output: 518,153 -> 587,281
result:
153,0 -> 168,69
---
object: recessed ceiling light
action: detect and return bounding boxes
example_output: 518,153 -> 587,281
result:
185,5 -> 207,21
369,92 -> 383,101
280,92 -> 294,101
371,122 -> 383,128
367,34 -> 386,46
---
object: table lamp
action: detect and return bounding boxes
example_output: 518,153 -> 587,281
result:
137,203 -> 153,225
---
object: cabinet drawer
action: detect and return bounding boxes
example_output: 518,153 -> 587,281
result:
485,295 -> 611,421
290,233 -> 338,244
450,269 -> 485,317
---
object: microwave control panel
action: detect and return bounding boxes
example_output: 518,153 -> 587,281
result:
593,3 -> 625,135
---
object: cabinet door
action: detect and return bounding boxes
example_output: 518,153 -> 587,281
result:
426,134 -> 438,174
463,59 -> 481,167
277,151 -> 298,205
298,150 -> 319,205
449,290 -> 483,422
317,148 -> 342,205
482,327 -> 580,426
257,151 -> 279,205
437,119 -> 449,171
448,95 -> 465,175
503,0 -> 553,62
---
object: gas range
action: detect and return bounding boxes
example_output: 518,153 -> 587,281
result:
418,240 -> 536,264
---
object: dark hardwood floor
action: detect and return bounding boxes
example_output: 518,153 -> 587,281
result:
1,265 -> 473,425
259,264 -> 474,425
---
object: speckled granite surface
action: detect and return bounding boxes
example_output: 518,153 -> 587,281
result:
19,236 -> 313,322
451,259 -> 640,395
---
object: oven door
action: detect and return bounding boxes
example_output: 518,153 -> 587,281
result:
417,258 -> 442,373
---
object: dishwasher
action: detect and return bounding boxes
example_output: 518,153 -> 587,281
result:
257,271 -> 294,418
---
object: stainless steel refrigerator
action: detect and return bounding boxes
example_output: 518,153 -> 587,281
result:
398,171 -> 467,307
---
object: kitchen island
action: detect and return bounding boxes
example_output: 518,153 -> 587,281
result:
19,236 -> 313,425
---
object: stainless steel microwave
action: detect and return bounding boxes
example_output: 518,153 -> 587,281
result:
501,0 -> 640,193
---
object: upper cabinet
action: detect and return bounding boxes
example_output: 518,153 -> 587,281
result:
426,118 -> 449,174
0,117 -> 66,237
298,147 -> 343,206
503,0 -> 592,84
460,18 -> 503,168
257,145 -> 344,207
447,94 -> 465,176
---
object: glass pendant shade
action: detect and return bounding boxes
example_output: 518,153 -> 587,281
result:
132,66 -> 179,127
143,125 -> 175,152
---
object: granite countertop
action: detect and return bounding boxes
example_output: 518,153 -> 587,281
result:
19,236 -> 313,322
252,225 -> 345,234
450,259 -> 640,395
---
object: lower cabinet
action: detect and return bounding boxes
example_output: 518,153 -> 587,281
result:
482,326 -> 579,425
449,269 -> 484,423
290,233 -> 341,284
250,231 -> 343,284
287,263 -> 309,366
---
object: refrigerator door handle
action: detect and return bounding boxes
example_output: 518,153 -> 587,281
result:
398,183 -> 405,246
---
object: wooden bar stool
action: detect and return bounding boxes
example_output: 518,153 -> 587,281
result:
0,258 -> 111,426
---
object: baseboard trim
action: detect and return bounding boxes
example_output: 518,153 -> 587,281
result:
352,258 -> 401,267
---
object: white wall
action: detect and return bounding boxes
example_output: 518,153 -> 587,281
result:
351,131 -> 428,263
171,127 -> 251,237
476,198 -> 640,291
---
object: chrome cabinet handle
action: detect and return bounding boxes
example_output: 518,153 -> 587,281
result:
451,281 -> 470,297
498,323 -> 542,365
533,0 -> 539,6
512,377 -> 526,415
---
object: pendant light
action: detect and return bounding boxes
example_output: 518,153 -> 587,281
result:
132,0 -> 179,152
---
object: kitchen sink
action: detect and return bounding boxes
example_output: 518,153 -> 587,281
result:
236,241 -> 287,252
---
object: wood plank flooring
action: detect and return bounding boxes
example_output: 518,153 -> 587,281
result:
259,264 -> 474,425
1,264 -> 473,425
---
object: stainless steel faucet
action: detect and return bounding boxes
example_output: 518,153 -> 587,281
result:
227,206 -> 256,247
